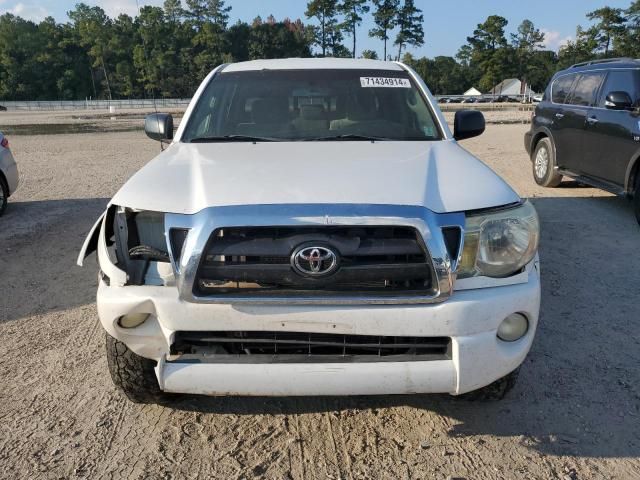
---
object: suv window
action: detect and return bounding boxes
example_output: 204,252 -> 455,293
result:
183,69 -> 442,142
551,73 -> 577,103
598,69 -> 639,107
567,72 -> 606,106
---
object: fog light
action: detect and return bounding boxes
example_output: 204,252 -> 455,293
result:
497,313 -> 528,342
118,313 -> 149,329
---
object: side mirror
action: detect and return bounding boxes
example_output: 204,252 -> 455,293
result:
145,113 -> 174,142
604,91 -> 633,111
453,110 -> 485,141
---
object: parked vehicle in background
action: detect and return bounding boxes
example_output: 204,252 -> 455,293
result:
525,58 -> 640,223
0,132 -> 19,215
0,105 -> 7,111
79,58 -> 541,404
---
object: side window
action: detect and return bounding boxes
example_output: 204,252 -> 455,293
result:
567,72 -> 605,106
188,89 -> 217,137
551,74 -> 577,104
598,70 -> 639,107
404,89 -> 438,138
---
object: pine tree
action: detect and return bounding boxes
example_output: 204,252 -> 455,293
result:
511,20 -> 544,90
207,0 -> 231,29
394,0 -> 423,60
305,0 -> 340,57
163,0 -> 183,24
338,0 -> 370,58
464,15 -> 511,92
369,0 -> 399,60
67,4 -> 114,100
185,0 -> 231,28
586,7 -> 625,56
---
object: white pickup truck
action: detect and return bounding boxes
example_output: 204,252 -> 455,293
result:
79,58 -> 540,404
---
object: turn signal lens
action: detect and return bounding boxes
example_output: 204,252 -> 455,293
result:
457,232 -> 479,274
118,313 -> 149,329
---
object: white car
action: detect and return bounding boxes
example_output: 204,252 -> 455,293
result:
79,58 -> 541,403
0,132 -> 19,215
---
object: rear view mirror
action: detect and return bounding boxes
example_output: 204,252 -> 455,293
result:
145,113 -> 174,142
453,110 -> 485,141
604,91 -> 633,111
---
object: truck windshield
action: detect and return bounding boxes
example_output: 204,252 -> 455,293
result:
182,69 -> 442,142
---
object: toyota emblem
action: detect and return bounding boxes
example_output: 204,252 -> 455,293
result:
291,245 -> 339,277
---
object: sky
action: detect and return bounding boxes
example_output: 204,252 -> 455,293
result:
0,0 -> 634,58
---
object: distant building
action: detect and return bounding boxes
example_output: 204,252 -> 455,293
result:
490,79 -> 536,96
463,87 -> 482,96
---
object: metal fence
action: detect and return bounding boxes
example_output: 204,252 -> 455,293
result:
434,93 -> 542,104
0,95 -> 540,111
0,98 -> 191,111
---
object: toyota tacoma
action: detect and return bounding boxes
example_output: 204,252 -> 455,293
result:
78,58 -> 540,403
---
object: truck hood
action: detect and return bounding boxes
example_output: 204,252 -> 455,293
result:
111,140 -> 519,214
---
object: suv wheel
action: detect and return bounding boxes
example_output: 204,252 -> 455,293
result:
458,368 -> 520,401
105,333 -> 168,404
0,176 -> 8,216
532,137 -> 562,187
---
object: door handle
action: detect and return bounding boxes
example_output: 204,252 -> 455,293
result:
555,113 -> 564,119
586,116 -> 599,125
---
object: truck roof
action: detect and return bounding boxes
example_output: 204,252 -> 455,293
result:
223,58 -> 405,73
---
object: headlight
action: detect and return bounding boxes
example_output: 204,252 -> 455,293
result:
457,201 -> 539,278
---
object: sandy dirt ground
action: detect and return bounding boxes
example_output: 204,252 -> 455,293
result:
1,114 -> 639,479
0,108 -> 186,125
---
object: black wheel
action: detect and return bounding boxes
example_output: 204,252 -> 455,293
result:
458,368 -> 520,401
634,175 -> 640,226
105,333 -> 168,404
532,137 -> 562,187
0,176 -> 8,216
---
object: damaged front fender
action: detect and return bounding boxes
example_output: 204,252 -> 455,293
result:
77,211 -> 105,266
77,206 -> 128,286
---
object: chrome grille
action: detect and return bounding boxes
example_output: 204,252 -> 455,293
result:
193,226 -> 435,297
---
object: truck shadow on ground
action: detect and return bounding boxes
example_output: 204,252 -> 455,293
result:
0,198 -> 109,323
168,195 -> 640,459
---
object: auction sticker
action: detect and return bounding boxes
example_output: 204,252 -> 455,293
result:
360,77 -> 411,88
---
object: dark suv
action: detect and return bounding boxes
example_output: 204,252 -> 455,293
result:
524,58 -> 640,223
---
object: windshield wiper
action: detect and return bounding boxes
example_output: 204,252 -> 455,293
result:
305,134 -> 394,142
189,135 -> 280,143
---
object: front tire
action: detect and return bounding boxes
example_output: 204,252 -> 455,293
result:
0,176 -> 8,216
105,333 -> 167,404
532,137 -> 562,187
458,368 -> 520,401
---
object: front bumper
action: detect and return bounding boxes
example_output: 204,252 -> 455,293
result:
0,149 -> 19,195
97,259 -> 540,396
